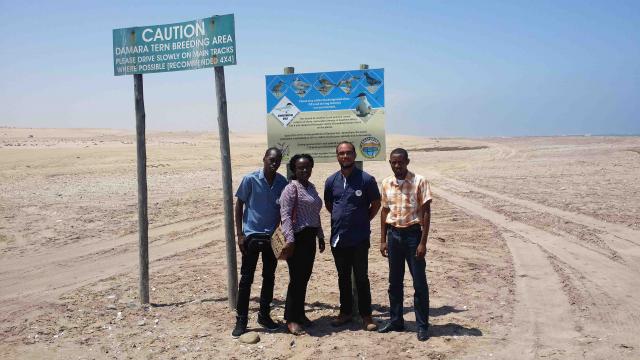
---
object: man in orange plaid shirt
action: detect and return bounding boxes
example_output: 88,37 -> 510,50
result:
378,148 -> 432,341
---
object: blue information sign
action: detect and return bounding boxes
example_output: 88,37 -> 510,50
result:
113,14 -> 236,76
266,69 -> 386,162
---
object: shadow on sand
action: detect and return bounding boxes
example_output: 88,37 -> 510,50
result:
250,299 -> 482,338
150,296 -> 482,339
150,295 -> 228,308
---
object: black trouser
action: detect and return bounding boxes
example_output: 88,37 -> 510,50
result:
331,240 -> 372,317
236,234 -> 277,317
284,227 -> 317,323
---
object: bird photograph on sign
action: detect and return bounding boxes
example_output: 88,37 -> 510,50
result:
337,74 -> 361,94
270,79 -> 285,98
363,71 -> 382,93
354,92 -> 372,118
291,76 -> 311,97
315,76 -> 336,95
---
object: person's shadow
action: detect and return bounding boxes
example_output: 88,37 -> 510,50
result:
253,300 -> 482,338
150,296 -> 229,307
151,296 -> 482,339
370,304 -> 483,338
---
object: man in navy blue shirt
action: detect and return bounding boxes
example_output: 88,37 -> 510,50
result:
324,141 -> 381,331
232,147 -> 288,337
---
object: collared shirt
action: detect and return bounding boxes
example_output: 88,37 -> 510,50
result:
381,171 -> 432,228
324,167 -> 380,247
280,180 -> 324,244
235,169 -> 288,237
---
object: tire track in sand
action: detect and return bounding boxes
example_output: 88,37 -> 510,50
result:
496,232 -> 581,359
429,173 -> 640,272
0,217 -> 225,320
0,216 -> 216,274
435,186 -> 640,357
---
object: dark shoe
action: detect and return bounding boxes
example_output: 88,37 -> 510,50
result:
287,322 -> 305,336
301,315 -> 314,328
330,313 -> 353,327
257,314 -> 279,331
362,315 -> 377,331
417,328 -> 429,341
377,321 -> 405,333
232,316 -> 248,338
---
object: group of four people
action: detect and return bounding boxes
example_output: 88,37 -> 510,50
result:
233,142 -> 432,341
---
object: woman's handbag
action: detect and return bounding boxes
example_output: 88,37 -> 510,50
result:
270,226 -> 287,260
271,182 -> 298,260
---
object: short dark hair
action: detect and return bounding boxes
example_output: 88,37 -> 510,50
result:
264,147 -> 282,158
335,141 -> 356,154
390,148 -> 409,159
288,153 -> 314,179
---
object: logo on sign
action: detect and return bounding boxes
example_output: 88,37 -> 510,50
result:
360,136 -> 381,159
271,96 -> 300,127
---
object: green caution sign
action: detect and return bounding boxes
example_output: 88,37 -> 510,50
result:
113,14 -> 236,76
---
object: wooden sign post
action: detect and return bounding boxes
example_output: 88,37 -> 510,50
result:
114,15 -> 237,306
134,74 -> 150,304
284,66 -> 295,180
350,63 -> 368,321
214,66 -> 238,308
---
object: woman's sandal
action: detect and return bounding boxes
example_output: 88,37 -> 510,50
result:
287,322 -> 305,335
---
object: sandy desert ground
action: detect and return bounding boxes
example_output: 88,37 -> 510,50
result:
1,128 -> 639,359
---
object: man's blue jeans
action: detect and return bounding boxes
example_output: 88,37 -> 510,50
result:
387,224 -> 429,331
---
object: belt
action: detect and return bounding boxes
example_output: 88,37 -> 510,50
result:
247,233 -> 271,240
388,223 -> 421,231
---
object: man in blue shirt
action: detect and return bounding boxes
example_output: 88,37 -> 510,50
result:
232,147 -> 288,337
324,141 -> 381,331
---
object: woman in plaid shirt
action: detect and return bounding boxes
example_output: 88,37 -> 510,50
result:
279,154 -> 325,335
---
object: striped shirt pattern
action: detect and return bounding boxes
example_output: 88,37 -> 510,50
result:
381,171 -> 432,228
280,180 -> 324,243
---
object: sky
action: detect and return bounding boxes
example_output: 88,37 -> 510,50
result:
0,0 -> 638,137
